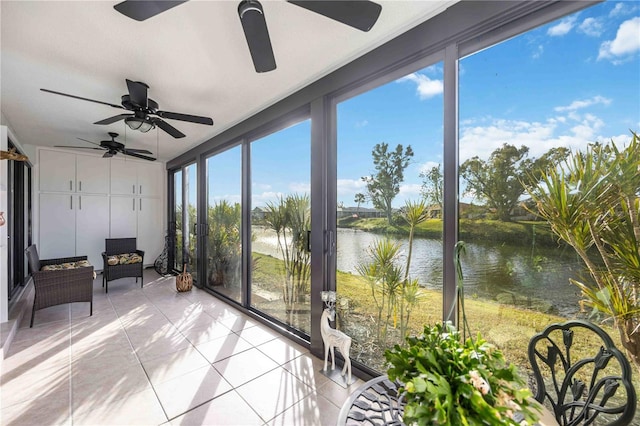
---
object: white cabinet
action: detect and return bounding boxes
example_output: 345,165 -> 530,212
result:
137,162 -> 161,197
76,155 -> 109,194
39,193 -> 109,268
76,195 -> 110,268
38,147 -> 165,270
39,150 -> 109,194
39,193 -> 76,258
109,196 -> 137,238
109,196 -> 163,265
110,160 -> 161,197
39,151 -> 76,192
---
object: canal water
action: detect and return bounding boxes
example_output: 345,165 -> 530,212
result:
252,227 -> 585,317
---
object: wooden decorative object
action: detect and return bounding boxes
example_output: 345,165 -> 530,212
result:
176,264 -> 193,292
0,212 -> 5,227
0,148 -> 28,161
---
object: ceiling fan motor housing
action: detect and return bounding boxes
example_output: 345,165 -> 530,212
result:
121,95 -> 158,112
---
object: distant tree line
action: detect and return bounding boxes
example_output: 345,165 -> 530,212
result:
357,141 -> 570,224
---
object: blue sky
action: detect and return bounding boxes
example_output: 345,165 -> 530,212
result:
206,0 -> 639,209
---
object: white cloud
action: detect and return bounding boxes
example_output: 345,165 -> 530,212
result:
289,182 -> 310,194
252,191 -> 285,207
337,178 -> 366,197
532,44 -> 544,59
355,120 -> 369,128
252,182 -> 272,191
598,17 -> 640,62
578,17 -> 604,37
609,2 -> 639,18
397,72 -> 443,100
459,110 -> 611,164
547,16 -> 577,36
399,183 -> 422,198
418,161 -> 440,175
554,96 -> 612,112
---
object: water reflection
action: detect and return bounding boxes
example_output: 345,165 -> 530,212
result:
253,227 -> 585,317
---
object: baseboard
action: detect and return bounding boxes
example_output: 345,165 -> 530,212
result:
1,279 -> 33,360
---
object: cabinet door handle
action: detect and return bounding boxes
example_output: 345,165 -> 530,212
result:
79,181 -> 82,192
133,184 -> 136,194
133,198 -> 135,211
79,196 -> 82,210
140,185 -> 142,195
70,180 -> 73,191
140,199 -> 142,211
70,196 -> 73,210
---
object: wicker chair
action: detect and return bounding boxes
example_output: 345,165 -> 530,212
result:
25,245 -> 94,328
102,238 -> 144,293
528,320 -> 636,425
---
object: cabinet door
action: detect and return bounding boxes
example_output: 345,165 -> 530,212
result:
110,160 -> 138,195
39,150 -> 76,192
76,155 -> 109,194
137,162 -> 162,197
76,195 -> 110,269
109,196 -> 137,238
39,193 -> 76,259
137,197 -> 163,264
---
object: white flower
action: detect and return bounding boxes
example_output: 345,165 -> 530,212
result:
469,370 -> 490,395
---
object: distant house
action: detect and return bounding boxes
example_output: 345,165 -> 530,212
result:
252,207 -> 266,221
337,206 -> 385,219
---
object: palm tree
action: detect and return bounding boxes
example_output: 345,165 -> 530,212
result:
399,199 -> 428,336
527,131 -> 640,373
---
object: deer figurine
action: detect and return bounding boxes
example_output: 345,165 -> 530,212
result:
320,307 -> 352,384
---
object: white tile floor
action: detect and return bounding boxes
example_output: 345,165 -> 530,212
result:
1,270 -> 363,425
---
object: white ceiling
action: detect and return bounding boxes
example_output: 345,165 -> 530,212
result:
1,0 -> 456,162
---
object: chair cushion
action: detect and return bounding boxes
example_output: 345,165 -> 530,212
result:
41,260 -> 92,271
107,253 -> 143,266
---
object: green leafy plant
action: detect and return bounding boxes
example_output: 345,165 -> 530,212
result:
263,193 -> 311,314
526,131 -> 640,372
385,323 -> 540,425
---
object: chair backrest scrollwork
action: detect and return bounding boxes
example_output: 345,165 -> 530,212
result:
528,320 -> 636,425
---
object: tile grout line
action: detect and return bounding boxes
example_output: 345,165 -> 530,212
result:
105,280 -> 172,424
68,304 -> 73,426
137,280 -> 247,424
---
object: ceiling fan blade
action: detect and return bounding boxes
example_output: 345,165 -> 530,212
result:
94,114 -> 133,125
238,0 -> 276,73
153,118 -> 186,139
156,111 -> 213,125
123,148 -> 153,154
122,150 -> 157,161
40,88 -> 125,109
287,1 -> 382,32
77,138 -> 103,147
113,0 -> 187,21
54,145 -> 104,150
126,79 -> 149,108
103,152 -> 115,158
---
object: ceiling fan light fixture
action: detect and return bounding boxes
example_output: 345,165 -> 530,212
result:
125,116 -> 155,133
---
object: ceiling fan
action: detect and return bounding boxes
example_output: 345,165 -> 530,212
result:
113,0 -> 382,73
55,132 -> 157,161
41,79 -> 213,139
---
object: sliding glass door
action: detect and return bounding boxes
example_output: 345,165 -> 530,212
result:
250,119 -> 312,335
171,163 -> 198,281
205,146 -> 242,302
335,61 -> 444,371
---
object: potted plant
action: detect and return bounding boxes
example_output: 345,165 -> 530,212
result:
385,322 -> 541,425
384,242 -> 541,425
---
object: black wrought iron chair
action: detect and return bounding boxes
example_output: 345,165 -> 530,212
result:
528,320 -> 636,425
102,238 -> 144,293
25,245 -> 93,327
